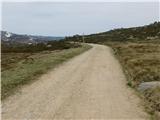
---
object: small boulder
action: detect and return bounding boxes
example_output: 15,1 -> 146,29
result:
137,81 -> 160,92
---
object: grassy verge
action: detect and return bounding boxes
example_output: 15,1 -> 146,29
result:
1,44 -> 91,100
105,40 -> 160,119
1,53 -> 33,71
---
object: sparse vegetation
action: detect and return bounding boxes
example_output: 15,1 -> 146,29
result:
105,40 -> 160,119
143,87 -> 160,116
1,43 -> 91,99
1,40 -> 81,71
68,22 -> 160,44
1,40 -> 80,53
105,40 -> 160,86
1,53 -> 32,71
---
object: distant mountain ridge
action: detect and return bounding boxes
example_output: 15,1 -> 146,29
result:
67,21 -> 160,43
86,21 -> 160,43
1,31 -> 64,44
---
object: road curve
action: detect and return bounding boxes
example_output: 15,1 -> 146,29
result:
2,44 -> 148,119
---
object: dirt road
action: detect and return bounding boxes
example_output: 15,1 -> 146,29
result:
2,44 -> 148,119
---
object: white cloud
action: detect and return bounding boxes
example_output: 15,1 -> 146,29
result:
1,2 -> 159,36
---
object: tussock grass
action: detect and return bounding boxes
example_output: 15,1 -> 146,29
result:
106,41 -> 160,86
105,40 -> 160,118
143,87 -> 160,113
1,44 -> 91,100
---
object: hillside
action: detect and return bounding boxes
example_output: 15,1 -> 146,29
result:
67,22 -> 160,43
89,22 -> 160,43
1,31 -> 74,53
1,31 -> 64,44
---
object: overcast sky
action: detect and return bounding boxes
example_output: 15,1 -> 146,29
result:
2,2 -> 159,36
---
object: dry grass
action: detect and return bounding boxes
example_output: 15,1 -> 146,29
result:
143,87 -> 160,114
1,53 -> 33,71
1,44 -> 91,100
105,40 -> 160,118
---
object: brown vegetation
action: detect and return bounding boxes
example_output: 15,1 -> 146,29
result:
1,42 -> 91,99
105,40 -> 160,118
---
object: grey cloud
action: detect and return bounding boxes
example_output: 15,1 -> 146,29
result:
2,2 -> 159,36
